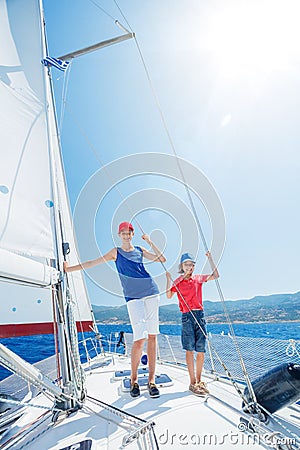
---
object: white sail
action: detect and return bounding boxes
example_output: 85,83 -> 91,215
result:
0,0 -> 55,260
0,248 -> 57,285
0,0 -> 94,337
0,281 -> 54,337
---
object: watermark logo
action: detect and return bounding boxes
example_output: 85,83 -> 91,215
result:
237,421 -> 297,448
158,428 -> 260,446
72,153 -> 225,297
157,425 -> 297,447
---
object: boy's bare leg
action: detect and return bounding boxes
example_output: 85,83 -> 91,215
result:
147,334 -> 157,384
131,338 -> 145,384
195,352 -> 205,383
186,350 -> 196,385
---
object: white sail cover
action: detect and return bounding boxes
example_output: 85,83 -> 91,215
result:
0,0 -> 94,337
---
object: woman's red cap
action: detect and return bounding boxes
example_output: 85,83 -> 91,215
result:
118,221 -> 134,233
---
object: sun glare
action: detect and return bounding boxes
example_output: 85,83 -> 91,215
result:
206,1 -> 300,83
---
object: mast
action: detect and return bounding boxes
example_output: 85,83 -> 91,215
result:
39,0 -> 84,409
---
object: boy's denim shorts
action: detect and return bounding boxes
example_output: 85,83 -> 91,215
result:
181,309 -> 207,352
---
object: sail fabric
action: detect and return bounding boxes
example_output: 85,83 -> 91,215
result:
0,0 -> 94,336
0,278 -> 93,338
0,0 -> 55,259
47,123 -> 95,335
0,281 -> 54,337
0,248 -> 58,286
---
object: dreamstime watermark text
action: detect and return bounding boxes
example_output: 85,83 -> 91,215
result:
158,427 -> 297,447
158,429 -> 259,447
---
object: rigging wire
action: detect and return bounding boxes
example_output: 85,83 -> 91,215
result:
63,107 -> 146,234
59,60 -> 73,133
51,285 -> 62,387
87,0 -> 116,22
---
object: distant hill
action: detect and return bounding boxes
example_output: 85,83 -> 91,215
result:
92,291 -> 300,324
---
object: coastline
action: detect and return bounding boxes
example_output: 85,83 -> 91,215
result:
96,320 -> 300,325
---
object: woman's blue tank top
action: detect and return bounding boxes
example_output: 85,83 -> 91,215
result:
115,246 -> 159,302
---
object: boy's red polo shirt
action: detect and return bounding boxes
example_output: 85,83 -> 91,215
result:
171,274 -> 210,313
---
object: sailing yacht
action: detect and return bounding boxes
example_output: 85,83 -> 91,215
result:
0,0 -> 300,449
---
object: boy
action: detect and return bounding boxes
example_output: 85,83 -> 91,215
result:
166,251 -> 219,396
64,221 -> 166,398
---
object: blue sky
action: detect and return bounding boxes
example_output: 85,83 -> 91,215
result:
44,0 -> 300,306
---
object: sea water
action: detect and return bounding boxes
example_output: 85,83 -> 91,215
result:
0,322 -> 299,381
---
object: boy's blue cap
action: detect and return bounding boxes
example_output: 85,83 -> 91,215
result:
180,253 -> 196,264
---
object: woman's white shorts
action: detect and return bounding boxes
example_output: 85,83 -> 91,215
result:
126,294 -> 160,342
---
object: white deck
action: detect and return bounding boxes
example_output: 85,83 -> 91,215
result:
4,353 -> 299,450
